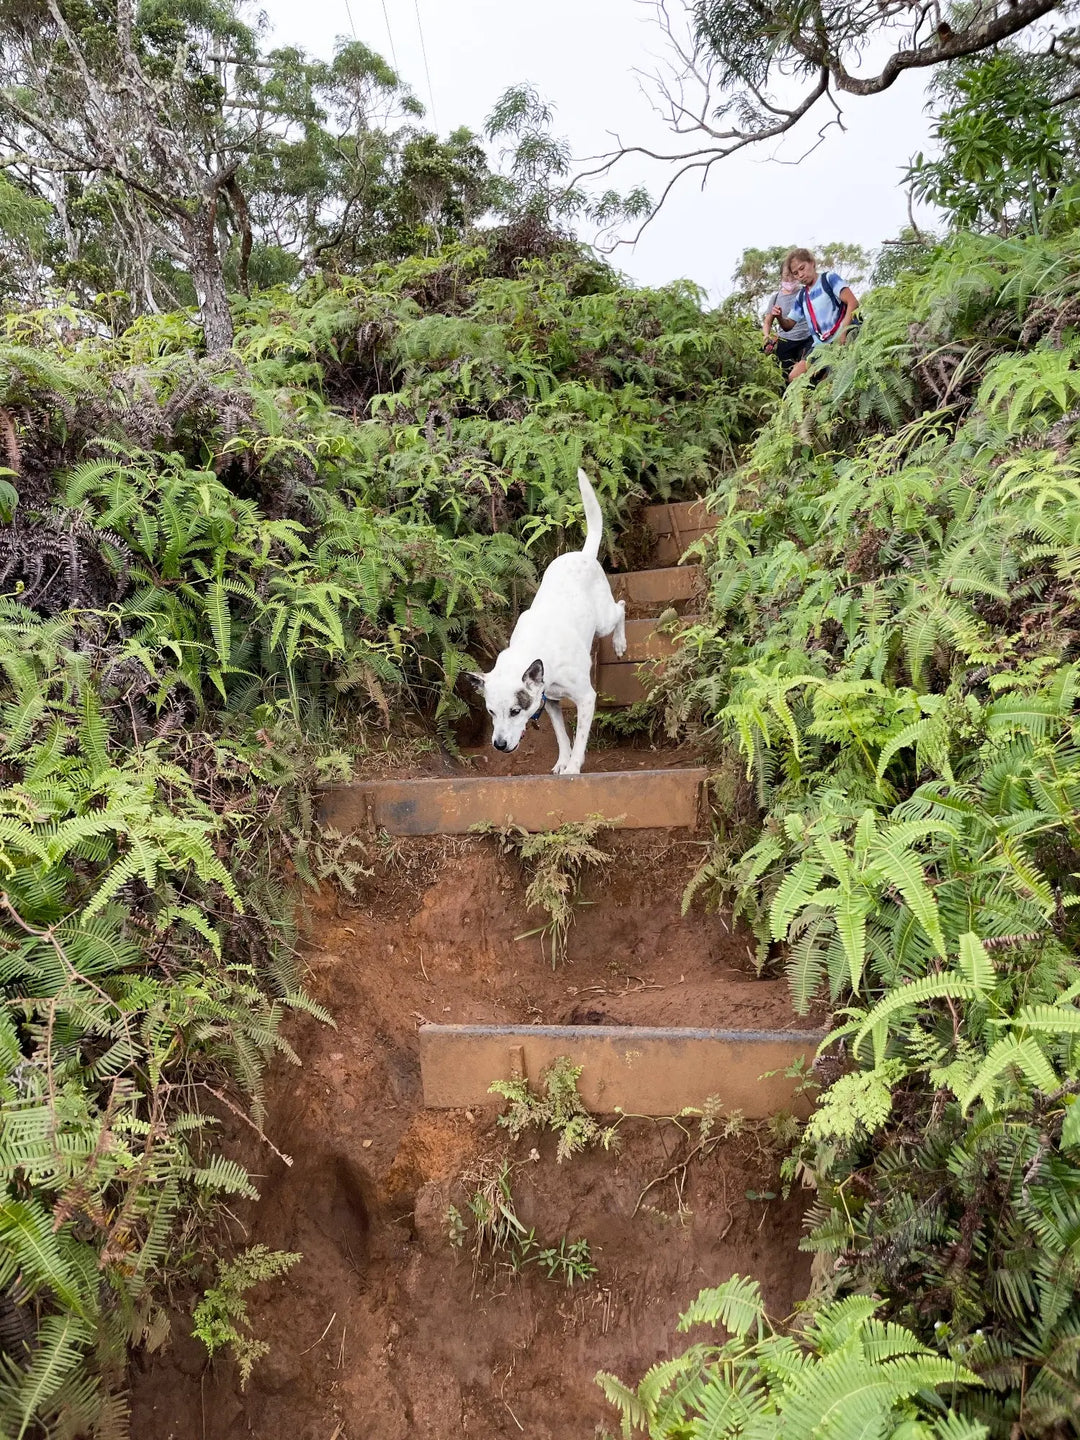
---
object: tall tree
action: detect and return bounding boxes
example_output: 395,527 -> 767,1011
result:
0,0 -> 288,350
484,83 -> 650,247
236,41 -> 496,279
0,5 -> 497,346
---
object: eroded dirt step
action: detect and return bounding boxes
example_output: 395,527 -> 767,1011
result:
610,564 -> 705,611
642,498 -> 718,566
130,830 -> 815,1440
419,1023 -> 824,1116
320,766 -> 708,835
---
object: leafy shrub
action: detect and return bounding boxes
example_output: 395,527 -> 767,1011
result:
447,1159 -> 595,1287
489,814 -> 614,965
597,1275 -> 983,1439
490,1056 -> 618,1161
192,1246 -> 302,1389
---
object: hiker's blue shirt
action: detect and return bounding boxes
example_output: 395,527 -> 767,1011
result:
790,271 -> 848,344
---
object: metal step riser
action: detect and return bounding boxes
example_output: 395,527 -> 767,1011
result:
419,1024 -> 823,1117
596,618 -> 689,665
653,529 -> 715,567
642,500 -> 711,536
611,566 -> 704,608
320,768 -> 708,835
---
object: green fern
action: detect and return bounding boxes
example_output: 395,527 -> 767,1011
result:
597,1281 -> 982,1439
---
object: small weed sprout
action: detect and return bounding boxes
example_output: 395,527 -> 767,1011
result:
447,1159 -> 596,1287
290,823 -> 372,894
192,1245 -> 302,1389
490,1056 -> 619,1161
521,1233 -> 596,1287
447,1203 -> 468,1249
485,815 -> 615,966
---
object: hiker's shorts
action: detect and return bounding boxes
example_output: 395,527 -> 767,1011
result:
777,336 -> 813,378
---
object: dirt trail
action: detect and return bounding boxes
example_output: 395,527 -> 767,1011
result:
130,803 -> 815,1440
130,556 -> 816,1439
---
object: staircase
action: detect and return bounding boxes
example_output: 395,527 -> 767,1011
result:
598,499 -> 712,704
320,496 -> 823,1116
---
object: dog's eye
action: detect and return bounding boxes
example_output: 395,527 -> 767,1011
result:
509,707 -> 520,717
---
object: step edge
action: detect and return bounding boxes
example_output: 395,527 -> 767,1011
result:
328,766 -> 709,792
420,1022 -> 827,1042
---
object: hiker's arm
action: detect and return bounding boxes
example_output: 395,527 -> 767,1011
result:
836,287 -> 859,343
775,308 -> 797,332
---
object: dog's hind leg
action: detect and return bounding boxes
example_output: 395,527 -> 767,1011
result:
546,699 -> 574,775
594,588 -> 627,658
611,598 -> 627,658
564,687 -> 597,776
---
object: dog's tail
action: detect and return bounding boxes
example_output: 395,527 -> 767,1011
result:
577,468 -> 604,561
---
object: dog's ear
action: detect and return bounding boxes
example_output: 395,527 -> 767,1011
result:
522,659 -> 544,688
462,670 -> 487,694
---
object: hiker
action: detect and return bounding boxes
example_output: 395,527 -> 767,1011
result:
771,248 -> 859,381
762,258 -> 813,381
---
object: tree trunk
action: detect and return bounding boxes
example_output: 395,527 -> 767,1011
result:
0,407 -> 22,475
225,177 -> 252,297
186,202 -> 234,355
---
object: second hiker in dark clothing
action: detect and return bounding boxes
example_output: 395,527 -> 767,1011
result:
762,259 -> 813,381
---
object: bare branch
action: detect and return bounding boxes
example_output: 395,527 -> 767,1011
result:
576,66 -> 831,250
574,0 -> 1065,245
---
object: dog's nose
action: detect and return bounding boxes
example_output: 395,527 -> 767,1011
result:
493,737 -> 508,751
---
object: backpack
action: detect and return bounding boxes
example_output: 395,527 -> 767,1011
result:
802,272 -> 863,343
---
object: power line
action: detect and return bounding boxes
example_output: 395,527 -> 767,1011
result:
412,0 -> 438,131
342,0 -> 357,40
379,0 -> 400,74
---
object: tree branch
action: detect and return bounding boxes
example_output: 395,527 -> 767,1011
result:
311,158 -> 374,258
576,0 -> 1065,244
1,91 -> 188,222
574,66 -> 831,250
824,0 -> 1062,95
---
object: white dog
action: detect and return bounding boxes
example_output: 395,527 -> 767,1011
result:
466,468 -> 626,775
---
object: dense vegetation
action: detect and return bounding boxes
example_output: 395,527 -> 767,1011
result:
0,230 -> 771,1435
11,214 -> 1080,1436
651,214 -> 1080,1436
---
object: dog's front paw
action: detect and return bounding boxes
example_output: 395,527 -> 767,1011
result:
613,637 -> 627,658
560,763 -> 582,776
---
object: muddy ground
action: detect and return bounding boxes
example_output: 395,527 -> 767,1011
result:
131,731 -> 816,1439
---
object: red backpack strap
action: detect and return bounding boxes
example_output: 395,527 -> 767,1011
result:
803,282 -> 845,343
802,286 -> 822,340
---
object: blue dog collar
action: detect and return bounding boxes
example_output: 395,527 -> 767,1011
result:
528,691 -> 548,725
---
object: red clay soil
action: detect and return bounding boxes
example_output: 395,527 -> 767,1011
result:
129,799 -> 816,1440
371,720 -> 708,781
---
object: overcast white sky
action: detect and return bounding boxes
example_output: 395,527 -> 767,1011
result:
258,0 -> 937,300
